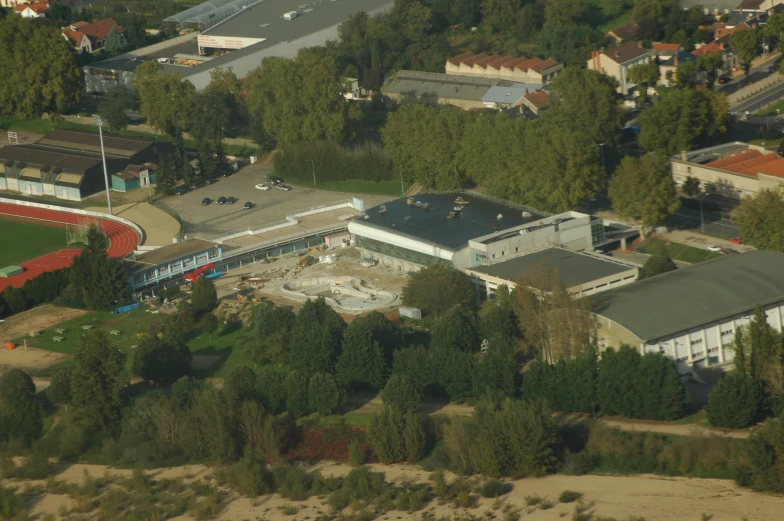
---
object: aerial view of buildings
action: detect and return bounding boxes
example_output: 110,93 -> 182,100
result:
6,0 -> 784,519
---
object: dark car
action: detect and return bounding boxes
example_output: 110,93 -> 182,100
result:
718,75 -> 731,84
201,198 -> 211,206
267,175 -> 283,184
221,169 -> 233,178
205,178 -> 217,185
216,196 -> 227,205
174,187 -> 187,195
226,196 -> 237,204
243,201 -> 253,210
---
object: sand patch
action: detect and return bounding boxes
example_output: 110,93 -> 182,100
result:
0,305 -> 87,344
0,347 -> 67,371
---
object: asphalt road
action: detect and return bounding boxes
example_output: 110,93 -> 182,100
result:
730,79 -> 784,116
668,207 -> 740,239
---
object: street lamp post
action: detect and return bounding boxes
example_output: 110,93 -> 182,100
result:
598,143 -> 606,169
306,159 -> 316,186
699,192 -> 710,233
93,115 -> 113,216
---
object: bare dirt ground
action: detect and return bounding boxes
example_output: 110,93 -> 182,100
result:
0,305 -> 86,371
5,461 -> 781,521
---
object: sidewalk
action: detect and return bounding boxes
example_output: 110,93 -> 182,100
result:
86,202 -> 181,247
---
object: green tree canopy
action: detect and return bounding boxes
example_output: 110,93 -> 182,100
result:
0,368 -> 42,446
382,374 -> 422,412
707,373 -> 764,429
245,50 -> 360,145
628,61 -> 660,102
70,251 -> 128,310
368,405 -> 406,463
283,370 -> 310,417
224,365 -> 258,404
736,186 -> 784,251
72,330 -> 126,430
402,264 -> 476,317
307,372 -> 344,416
731,27 -> 761,77
133,60 -> 196,136
288,297 -> 346,376
430,304 -> 480,352
335,328 -> 387,390
98,85 -> 134,132
47,366 -> 73,409
191,276 -> 218,315
639,247 -> 678,279
696,52 -> 725,88
104,26 -> 127,53
255,368 -> 286,414
608,154 -> 680,235
0,15 -> 82,117
131,334 -> 192,383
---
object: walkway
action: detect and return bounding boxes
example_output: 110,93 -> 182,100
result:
86,202 -> 181,247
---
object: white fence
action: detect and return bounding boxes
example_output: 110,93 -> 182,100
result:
0,197 -> 145,245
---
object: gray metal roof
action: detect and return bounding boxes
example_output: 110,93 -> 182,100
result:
472,248 -> 633,288
383,70 -> 497,102
126,238 -> 218,273
481,85 -> 537,104
86,57 -> 148,73
592,251 -> 784,342
359,194 -> 543,251
158,0 -> 392,80
680,0 -> 738,10
163,0 -> 247,30
0,145 -> 101,172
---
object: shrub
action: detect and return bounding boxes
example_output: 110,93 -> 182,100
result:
480,479 -> 509,498
328,467 -> 387,512
215,456 -> 274,496
0,486 -> 27,519
558,490 -> 583,503
348,439 -> 366,466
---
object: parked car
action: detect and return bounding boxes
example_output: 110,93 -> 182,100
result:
217,196 -> 227,205
707,245 -> 722,252
226,196 -> 237,204
255,183 -> 270,191
174,187 -> 187,195
201,198 -> 211,206
267,175 -> 283,184
730,237 -> 743,244
205,178 -> 217,185
718,75 -> 731,84
276,184 -> 292,191
243,202 -> 253,210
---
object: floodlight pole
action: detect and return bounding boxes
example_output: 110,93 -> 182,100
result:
93,115 -> 113,216
307,159 -> 316,186
699,192 -> 709,233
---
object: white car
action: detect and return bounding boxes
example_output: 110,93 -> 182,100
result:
255,183 -> 270,191
707,245 -> 722,252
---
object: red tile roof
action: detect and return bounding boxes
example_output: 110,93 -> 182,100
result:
707,150 -> 762,169
691,41 -> 725,56
486,55 -> 516,70
459,53 -> 488,67
607,21 -> 640,41
14,2 -> 48,12
447,52 -> 474,66
756,160 -> 784,178
63,29 -> 86,46
653,43 -> 682,52
706,150 -> 784,178
529,58 -> 559,72
727,154 -> 781,174
524,90 -> 549,110
77,18 -> 123,41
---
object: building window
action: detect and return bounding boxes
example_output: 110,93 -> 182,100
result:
208,248 -> 220,259
133,273 -> 143,283
678,356 -> 689,362
690,338 -> 703,346
159,264 -> 170,275
183,257 -> 194,268
514,247 -> 519,252
721,329 -> 733,336
196,253 -> 207,264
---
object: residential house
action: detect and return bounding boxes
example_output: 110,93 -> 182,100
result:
691,40 -> 732,73
653,43 -> 698,86
13,2 -> 48,17
587,41 -> 653,96
726,9 -> 768,28
445,52 -> 564,85
62,18 -> 123,53
521,89 -> 550,116
606,21 -> 640,43
111,163 -> 157,192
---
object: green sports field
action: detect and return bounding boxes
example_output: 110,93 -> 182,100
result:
0,219 -> 68,266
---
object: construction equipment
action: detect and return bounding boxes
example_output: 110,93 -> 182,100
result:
237,292 -> 260,303
184,263 -> 214,283
297,255 -> 316,267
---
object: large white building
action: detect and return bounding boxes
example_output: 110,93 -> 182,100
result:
593,251 -> 784,374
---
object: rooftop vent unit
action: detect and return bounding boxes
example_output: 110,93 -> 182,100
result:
522,211 -> 532,218
378,204 -> 387,213
496,213 -> 503,220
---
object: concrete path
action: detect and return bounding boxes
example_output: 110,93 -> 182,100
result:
86,202 -> 181,247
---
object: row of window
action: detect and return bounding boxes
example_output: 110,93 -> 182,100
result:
131,248 -> 221,285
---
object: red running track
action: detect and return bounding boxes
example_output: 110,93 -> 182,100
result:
0,202 -> 140,289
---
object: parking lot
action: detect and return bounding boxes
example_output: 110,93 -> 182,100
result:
161,161 -> 393,239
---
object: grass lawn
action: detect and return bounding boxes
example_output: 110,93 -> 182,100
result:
675,409 -> 709,426
637,237 -> 721,264
286,178 -> 412,196
598,11 -> 634,33
756,100 -> 784,116
0,219 -> 70,266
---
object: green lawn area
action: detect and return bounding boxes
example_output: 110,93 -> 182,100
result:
597,10 -> 634,33
637,237 -> 721,264
0,220 -> 69,266
756,100 -> 784,117
286,177 -> 412,196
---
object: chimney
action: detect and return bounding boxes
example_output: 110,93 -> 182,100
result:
681,150 -> 688,161
638,41 -> 643,48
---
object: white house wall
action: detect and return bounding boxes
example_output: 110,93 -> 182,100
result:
347,221 -> 455,261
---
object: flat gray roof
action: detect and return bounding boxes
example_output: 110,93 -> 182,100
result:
37,129 -> 158,158
126,238 -> 219,273
158,0 -> 392,78
593,251 -> 784,342
383,70 -> 497,102
680,0 -> 738,9
472,248 -> 633,288
0,145 -> 101,172
676,142 -> 751,164
87,57 -> 148,73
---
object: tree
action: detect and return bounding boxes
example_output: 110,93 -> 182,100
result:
104,26 -> 127,53
682,176 -> 701,197
247,301 -> 294,365
731,28 -> 761,79
473,351 -> 519,399
639,247 -> 677,279
154,154 -> 178,196
224,366 -> 258,404
707,373 -> 764,429
745,417 -> 784,492
382,374 -> 422,411
70,251 -> 128,311
85,224 -> 109,253
0,368 -> 35,403
2,286 -> 27,315
133,60 -> 196,136
403,409 -> 426,462
638,87 -> 729,156
544,0 -> 585,29
288,297 -> 345,376
205,67 -> 243,125
255,368 -> 286,414
131,334 -> 192,383
245,50 -> 360,145
736,186 -> 784,251
609,154 -> 680,235
71,330 -> 126,429
191,276 -> 218,316
627,62 -> 660,104
335,328 -> 387,390
308,372 -> 344,416
697,52 -> 725,88
675,62 -> 698,88
368,405 -> 406,463
190,91 -> 231,144
478,300 -> 519,353
430,304 -> 480,352
201,312 -> 219,340
0,15 -> 82,118
745,305 -> 784,395
47,366 -> 73,411
98,85 -> 133,132
512,263 -> 595,360
283,370 -> 310,417
402,264 -> 476,317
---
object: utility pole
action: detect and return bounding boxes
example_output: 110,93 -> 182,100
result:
93,115 -> 113,216
307,159 -> 316,186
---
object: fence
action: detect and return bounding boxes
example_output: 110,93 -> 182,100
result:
151,199 -> 184,239
421,190 -> 549,217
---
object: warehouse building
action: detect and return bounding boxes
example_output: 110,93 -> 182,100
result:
347,194 -> 608,273
466,247 -> 638,299
592,251 -> 784,374
0,130 -> 172,201
125,238 -> 223,292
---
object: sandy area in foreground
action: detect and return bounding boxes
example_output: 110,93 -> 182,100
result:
5,461 -> 780,521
